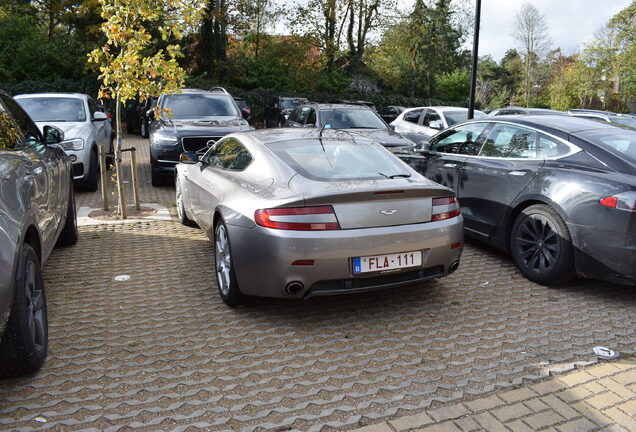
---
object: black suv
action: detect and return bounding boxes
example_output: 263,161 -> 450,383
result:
283,103 -> 416,153
125,96 -> 157,137
148,88 -> 252,186
264,96 -> 309,128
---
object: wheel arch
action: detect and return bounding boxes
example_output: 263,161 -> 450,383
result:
23,225 -> 42,264
504,197 -> 570,252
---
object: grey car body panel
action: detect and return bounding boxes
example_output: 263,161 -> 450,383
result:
400,115 -> 636,285
0,92 -> 72,336
178,128 -> 463,298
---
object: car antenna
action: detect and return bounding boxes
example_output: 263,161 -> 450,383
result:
318,109 -> 336,167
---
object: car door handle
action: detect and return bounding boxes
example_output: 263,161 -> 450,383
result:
443,163 -> 458,168
508,171 -> 527,176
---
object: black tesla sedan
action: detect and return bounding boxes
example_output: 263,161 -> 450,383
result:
398,115 -> 635,286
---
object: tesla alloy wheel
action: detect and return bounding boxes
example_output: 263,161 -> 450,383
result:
510,204 -> 575,285
214,221 -> 245,307
175,181 -> 194,226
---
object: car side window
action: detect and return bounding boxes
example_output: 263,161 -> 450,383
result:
429,123 -> 489,155
537,134 -> 571,157
87,98 -> 100,119
0,100 -> 23,150
306,109 -> 316,126
479,124 -> 538,158
204,138 -> 252,171
403,109 -> 423,124
296,107 -> 310,125
287,108 -> 299,123
1,94 -> 42,149
423,110 -> 442,128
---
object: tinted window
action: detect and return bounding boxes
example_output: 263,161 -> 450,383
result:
480,124 -> 538,158
0,100 -> 23,149
17,97 -> 87,122
576,128 -> 636,164
267,138 -> 410,181
423,110 -> 442,127
2,95 -> 42,147
611,117 -> 636,128
87,98 -> 101,118
287,108 -> 300,122
444,110 -> 486,126
162,94 -> 239,118
404,109 -> 423,124
429,123 -> 489,155
306,109 -> 316,126
318,108 -> 386,129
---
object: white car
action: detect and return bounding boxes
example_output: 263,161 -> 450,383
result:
15,93 -> 113,191
391,106 -> 486,143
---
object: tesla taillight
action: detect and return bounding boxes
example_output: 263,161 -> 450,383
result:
431,196 -> 461,221
599,192 -> 636,211
254,206 -> 340,230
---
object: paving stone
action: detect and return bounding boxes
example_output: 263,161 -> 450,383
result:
559,372 -> 596,388
352,423 -> 394,432
415,421 -> 462,432
523,398 -> 549,412
492,403 -> 529,422
541,394 -> 579,420
556,418 -> 598,432
556,385 -> 594,403
617,399 -> 636,416
585,391 -> 623,410
390,413 -> 434,431
524,409 -> 564,429
604,407 -> 636,430
571,402 -> 613,428
599,377 -> 636,400
507,419 -> 535,432
498,388 -> 537,403
612,370 -> 636,386
464,396 -> 505,413
473,412 -> 508,432
428,405 -> 470,422
587,364 -> 620,378
531,380 -> 566,395
452,416 -> 481,432
584,381 -> 609,394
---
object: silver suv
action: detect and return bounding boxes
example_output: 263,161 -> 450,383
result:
15,93 -> 113,191
0,91 -> 78,377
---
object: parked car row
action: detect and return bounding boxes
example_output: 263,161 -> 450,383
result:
0,90 -> 78,377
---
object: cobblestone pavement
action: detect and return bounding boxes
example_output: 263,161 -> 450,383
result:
0,135 -> 635,431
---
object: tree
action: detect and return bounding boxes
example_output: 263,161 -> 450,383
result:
511,2 -> 550,106
88,0 -> 204,218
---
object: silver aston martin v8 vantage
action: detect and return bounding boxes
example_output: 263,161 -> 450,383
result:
175,128 -> 463,306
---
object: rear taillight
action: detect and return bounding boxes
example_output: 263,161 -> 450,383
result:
599,192 -> 636,211
254,206 -> 340,230
431,196 -> 461,221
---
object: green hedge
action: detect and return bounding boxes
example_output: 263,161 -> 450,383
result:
0,78 -> 101,98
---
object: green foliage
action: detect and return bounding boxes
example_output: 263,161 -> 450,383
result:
435,69 -> 469,101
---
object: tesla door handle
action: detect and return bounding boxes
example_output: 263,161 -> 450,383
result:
508,171 -> 527,176
443,163 -> 458,168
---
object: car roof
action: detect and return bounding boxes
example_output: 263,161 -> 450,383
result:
302,103 -> 372,110
405,106 -> 472,112
468,114 -> 619,135
231,127 -> 374,146
14,92 -> 88,99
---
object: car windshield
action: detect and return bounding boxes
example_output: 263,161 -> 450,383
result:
444,110 -> 486,126
17,97 -> 86,122
576,128 -> 636,165
280,99 -> 305,110
267,138 -> 410,181
162,94 -> 239,118
319,109 -> 387,129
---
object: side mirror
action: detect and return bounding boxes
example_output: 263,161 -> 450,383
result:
146,109 -> 155,120
389,124 -> 396,131
241,109 -> 251,120
429,121 -> 443,130
43,125 -> 64,144
92,111 -> 108,122
415,141 -> 431,154
180,152 -> 199,164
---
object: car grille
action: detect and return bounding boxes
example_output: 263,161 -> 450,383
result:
182,136 -> 223,153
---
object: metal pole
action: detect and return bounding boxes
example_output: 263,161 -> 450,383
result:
468,0 -> 481,120
99,144 -> 109,211
130,147 -> 141,211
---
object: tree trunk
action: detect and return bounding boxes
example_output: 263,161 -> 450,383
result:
115,94 -> 127,219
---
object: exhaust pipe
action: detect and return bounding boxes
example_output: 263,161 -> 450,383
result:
448,261 -> 460,274
285,281 -> 304,296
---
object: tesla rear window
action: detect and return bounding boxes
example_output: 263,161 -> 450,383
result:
576,128 -> 636,165
319,109 -> 387,129
17,97 -> 86,122
267,138 -> 410,181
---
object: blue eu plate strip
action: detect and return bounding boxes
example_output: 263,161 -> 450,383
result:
353,257 -> 361,274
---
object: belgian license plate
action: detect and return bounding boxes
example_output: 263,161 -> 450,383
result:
353,251 -> 422,274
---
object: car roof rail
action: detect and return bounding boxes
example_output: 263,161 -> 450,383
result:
208,87 -> 229,94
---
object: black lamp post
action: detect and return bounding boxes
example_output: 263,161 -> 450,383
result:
468,0 -> 482,119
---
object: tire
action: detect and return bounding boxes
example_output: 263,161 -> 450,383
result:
510,204 -> 575,285
176,180 -> 195,226
0,244 -> 48,377
106,135 -> 114,170
214,220 -> 245,307
56,181 -> 78,246
82,148 -> 99,192
140,120 -> 148,138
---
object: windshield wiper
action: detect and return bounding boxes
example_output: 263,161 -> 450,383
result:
388,173 -> 411,179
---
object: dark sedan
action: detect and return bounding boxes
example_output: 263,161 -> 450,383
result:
400,115 -> 636,286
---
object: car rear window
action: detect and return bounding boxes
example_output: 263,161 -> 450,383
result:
444,110 -> 486,126
162,94 -> 239,118
319,109 -> 387,129
576,128 -> 636,165
17,97 -> 86,122
266,138 -> 410,181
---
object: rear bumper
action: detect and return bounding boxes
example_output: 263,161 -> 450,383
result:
227,216 -> 464,298
570,223 -> 636,285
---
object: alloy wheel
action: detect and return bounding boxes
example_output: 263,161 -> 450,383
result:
24,259 -> 46,351
215,224 -> 232,296
515,214 -> 560,274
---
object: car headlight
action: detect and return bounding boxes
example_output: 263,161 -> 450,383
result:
60,138 -> 84,151
151,134 -> 178,147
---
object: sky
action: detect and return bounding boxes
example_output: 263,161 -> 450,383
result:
468,0 -> 630,60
